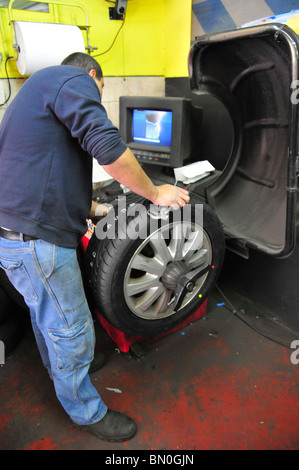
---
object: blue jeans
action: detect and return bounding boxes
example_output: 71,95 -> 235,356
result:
0,237 -> 107,425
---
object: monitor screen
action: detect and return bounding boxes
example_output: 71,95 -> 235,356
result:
132,109 -> 173,148
119,96 -> 195,168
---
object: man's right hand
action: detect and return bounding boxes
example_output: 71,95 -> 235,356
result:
151,184 -> 190,209
103,149 -> 190,209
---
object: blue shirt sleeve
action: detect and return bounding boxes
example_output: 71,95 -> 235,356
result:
54,73 -> 127,165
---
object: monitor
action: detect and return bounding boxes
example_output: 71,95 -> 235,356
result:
119,96 -> 194,168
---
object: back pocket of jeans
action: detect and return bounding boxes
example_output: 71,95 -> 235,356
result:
0,257 -> 38,302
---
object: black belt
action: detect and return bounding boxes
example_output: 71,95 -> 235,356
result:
0,228 -> 37,242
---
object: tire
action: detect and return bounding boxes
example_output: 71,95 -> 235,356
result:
0,287 -> 10,325
0,308 -> 28,356
0,267 -> 29,355
84,199 -> 225,336
0,268 -> 29,313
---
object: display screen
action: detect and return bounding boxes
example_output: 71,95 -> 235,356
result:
132,109 -> 172,147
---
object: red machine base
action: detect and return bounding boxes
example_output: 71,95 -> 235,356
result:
94,300 -> 207,353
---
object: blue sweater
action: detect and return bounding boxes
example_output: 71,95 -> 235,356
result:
0,65 -> 127,247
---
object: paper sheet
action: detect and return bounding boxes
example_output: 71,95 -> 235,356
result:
174,160 -> 215,184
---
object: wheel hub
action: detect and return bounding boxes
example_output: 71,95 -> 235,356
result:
161,261 -> 188,291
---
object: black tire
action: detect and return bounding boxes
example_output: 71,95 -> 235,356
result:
0,268 -> 29,313
84,200 -> 225,336
0,308 -> 28,356
0,267 -> 30,356
0,287 -> 10,325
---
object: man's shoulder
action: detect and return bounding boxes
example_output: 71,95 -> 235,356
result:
33,64 -> 88,82
21,65 -> 92,99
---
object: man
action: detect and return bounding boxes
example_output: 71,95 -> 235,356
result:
0,52 -> 189,442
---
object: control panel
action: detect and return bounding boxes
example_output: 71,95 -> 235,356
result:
132,149 -> 170,164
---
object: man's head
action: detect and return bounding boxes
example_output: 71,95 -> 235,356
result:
61,52 -> 104,96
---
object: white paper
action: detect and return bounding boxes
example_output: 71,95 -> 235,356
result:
15,21 -> 85,75
174,160 -> 215,184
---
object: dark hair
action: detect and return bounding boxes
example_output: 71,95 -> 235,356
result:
61,52 -> 103,79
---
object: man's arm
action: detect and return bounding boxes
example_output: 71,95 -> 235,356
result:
102,148 -> 190,208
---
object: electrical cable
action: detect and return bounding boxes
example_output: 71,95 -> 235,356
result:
215,284 -> 239,314
214,283 -> 295,348
0,56 -> 13,107
92,14 -> 125,58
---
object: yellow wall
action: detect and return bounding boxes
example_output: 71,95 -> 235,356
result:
165,0 -> 192,78
0,0 -> 192,79
287,17 -> 299,34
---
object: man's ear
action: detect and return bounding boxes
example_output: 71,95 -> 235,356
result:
88,69 -> 97,79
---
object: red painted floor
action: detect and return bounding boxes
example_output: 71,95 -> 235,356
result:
0,288 -> 298,450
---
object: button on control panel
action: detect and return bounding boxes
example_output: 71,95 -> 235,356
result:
133,150 -> 170,163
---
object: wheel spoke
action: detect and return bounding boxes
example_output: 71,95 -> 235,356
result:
130,253 -> 164,276
135,284 -> 165,313
183,228 -> 204,260
168,224 -> 185,259
127,274 -> 160,296
186,248 -> 209,269
149,236 -> 172,264
154,287 -> 172,314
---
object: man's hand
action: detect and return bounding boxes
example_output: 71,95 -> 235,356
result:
102,148 -> 190,208
152,184 -> 190,209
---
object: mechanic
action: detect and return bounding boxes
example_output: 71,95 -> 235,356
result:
0,52 -> 189,442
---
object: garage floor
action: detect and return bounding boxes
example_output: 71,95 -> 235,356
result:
1,281 -> 298,451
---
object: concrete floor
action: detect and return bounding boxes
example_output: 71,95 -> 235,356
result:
1,286 -> 298,451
